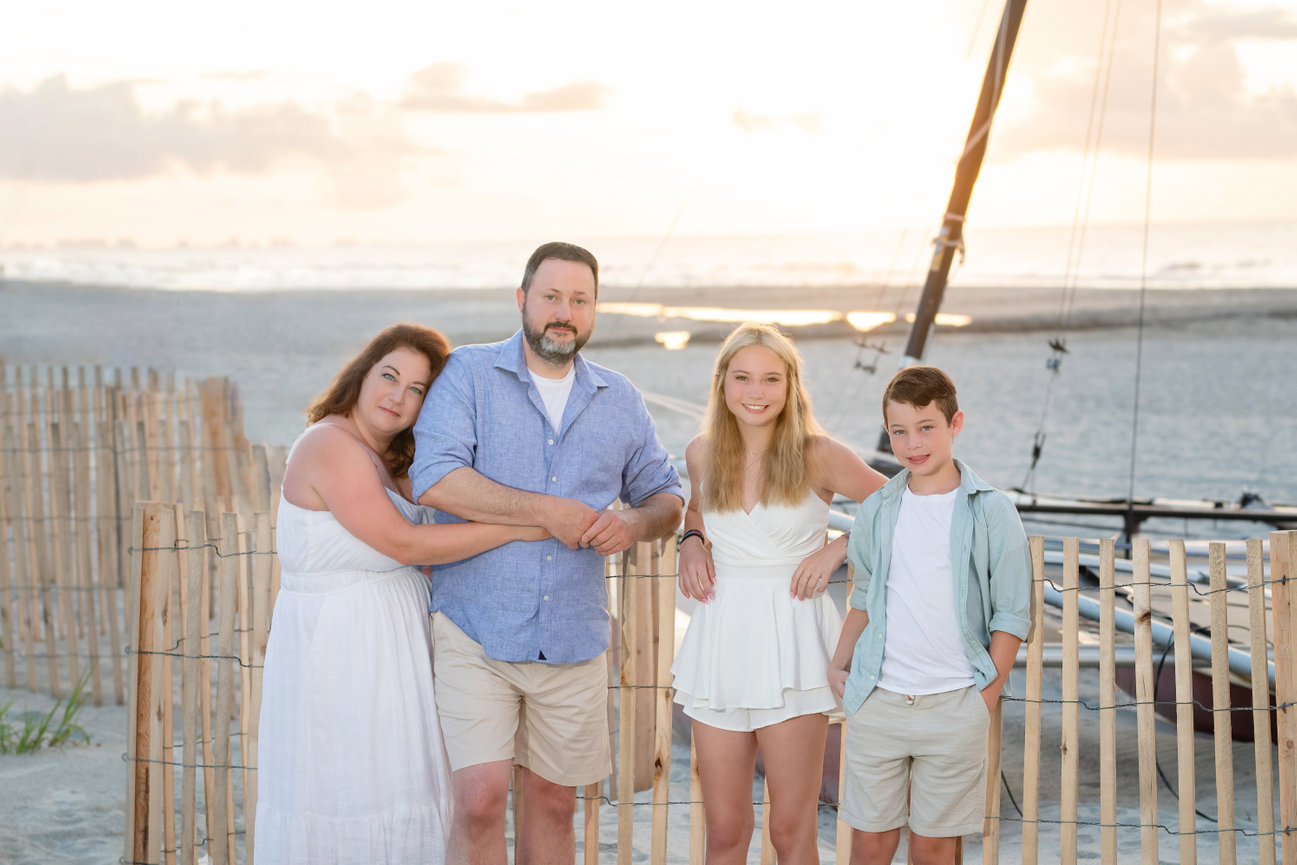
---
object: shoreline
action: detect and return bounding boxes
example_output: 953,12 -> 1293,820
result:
7,280 -> 1297,344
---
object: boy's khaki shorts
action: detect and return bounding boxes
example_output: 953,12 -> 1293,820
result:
431,611 -> 612,787
840,685 -> 990,838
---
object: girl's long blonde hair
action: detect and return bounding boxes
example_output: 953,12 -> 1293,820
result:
700,323 -> 823,511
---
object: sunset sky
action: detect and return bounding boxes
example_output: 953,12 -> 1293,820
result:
2,0 -> 1295,247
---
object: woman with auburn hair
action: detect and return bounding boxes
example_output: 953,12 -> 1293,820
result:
255,322 -> 547,864
672,322 -> 887,865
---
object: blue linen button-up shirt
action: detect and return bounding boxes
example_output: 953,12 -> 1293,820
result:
842,460 -> 1033,713
410,331 -> 683,664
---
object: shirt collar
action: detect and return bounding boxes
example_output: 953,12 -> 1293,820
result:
494,329 -> 609,390
880,458 -> 994,501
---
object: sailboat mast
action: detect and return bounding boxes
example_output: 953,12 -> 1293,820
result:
874,0 -> 1029,456
901,0 -> 1030,369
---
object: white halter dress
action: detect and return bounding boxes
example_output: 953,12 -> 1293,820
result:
254,488 -> 452,864
671,490 -> 843,731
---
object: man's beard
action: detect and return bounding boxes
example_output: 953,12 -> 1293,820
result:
524,319 -> 588,365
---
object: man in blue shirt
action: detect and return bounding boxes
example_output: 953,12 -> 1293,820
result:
412,241 -> 684,865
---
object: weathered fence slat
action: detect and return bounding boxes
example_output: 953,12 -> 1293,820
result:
1131,539 -> 1160,864
1060,537 -> 1080,864
1271,531 -> 1297,865
1098,538 -> 1118,865
1168,539 -> 1198,865
1021,534 -> 1045,865
1245,538 -> 1276,865
1208,542 -> 1238,863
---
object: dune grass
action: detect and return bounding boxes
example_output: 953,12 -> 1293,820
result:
0,673 -> 90,754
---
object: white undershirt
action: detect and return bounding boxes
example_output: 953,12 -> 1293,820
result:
528,365 -> 575,431
876,485 -> 976,695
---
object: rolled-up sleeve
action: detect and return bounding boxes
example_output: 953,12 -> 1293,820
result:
846,515 -> 874,611
410,352 -> 479,502
620,394 -> 683,507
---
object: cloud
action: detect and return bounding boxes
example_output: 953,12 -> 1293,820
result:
1186,8 -> 1297,41
0,74 -> 416,198
401,62 -> 608,112
200,70 -> 271,82
732,109 -> 824,134
995,3 -> 1297,161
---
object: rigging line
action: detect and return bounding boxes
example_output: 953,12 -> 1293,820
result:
1022,3 -> 1124,494
1058,0 -> 1122,328
824,227 -> 914,435
1128,0 -> 1164,507
965,0 -> 996,61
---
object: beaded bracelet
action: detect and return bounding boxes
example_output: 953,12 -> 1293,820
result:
679,529 -> 705,546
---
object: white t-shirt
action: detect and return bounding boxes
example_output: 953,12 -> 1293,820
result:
528,365 -> 575,431
876,485 -> 977,696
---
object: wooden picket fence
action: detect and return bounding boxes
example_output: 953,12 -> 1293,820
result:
0,364 -> 280,710
122,508 -> 1297,865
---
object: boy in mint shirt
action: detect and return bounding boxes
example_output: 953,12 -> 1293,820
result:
829,366 -> 1031,865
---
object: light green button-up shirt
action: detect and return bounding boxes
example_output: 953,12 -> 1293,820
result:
842,460 -> 1033,714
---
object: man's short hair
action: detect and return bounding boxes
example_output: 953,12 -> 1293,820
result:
882,365 -> 959,424
520,242 -> 599,297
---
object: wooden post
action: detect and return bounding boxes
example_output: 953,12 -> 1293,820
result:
633,540 -> 656,791
1270,531 -> 1297,865
0,417 -> 18,688
248,444 -> 272,515
149,505 -> 176,865
49,420 -> 81,693
73,420 -> 104,705
26,420 -> 61,697
651,537 -> 676,865
210,513 -> 239,865
835,717 -> 850,865
1207,543 -> 1237,863
245,511 -> 275,864
199,512 -> 217,856
1131,539 -> 1159,864
1021,535 -> 1045,865
1167,540 -> 1198,865
236,526 -> 257,864
96,417 -> 126,705
1245,538 -> 1276,865
1098,538 -> 1118,864
126,503 -> 165,865
1060,537 -> 1080,862
6,404 -> 37,692
617,546 -> 639,865
199,380 -> 234,506
179,510 -> 205,865
984,695 -> 1004,862
689,735 -> 706,863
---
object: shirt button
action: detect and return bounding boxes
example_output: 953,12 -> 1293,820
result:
543,595 -> 550,601
548,439 -> 554,445
551,476 -> 557,482
546,555 -> 553,562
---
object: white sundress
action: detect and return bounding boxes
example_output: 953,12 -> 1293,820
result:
671,490 -> 843,732
254,488 -> 452,864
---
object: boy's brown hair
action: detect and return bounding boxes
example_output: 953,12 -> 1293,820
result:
882,365 -> 959,424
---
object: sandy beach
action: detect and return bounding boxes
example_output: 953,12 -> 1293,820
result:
2,279 -> 1294,863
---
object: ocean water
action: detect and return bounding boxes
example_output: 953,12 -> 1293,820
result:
3,221 -> 1295,293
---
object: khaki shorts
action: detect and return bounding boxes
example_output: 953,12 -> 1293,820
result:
840,685 -> 990,838
431,611 -> 612,787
